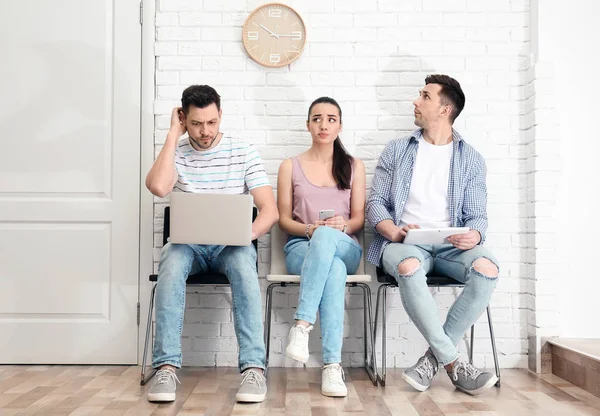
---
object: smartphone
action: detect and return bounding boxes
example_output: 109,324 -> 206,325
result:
319,209 -> 335,221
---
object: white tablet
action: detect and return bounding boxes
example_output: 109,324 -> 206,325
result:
403,227 -> 469,245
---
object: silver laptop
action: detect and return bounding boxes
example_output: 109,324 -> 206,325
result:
169,192 -> 254,246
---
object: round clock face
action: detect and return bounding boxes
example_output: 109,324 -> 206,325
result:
242,3 -> 307,68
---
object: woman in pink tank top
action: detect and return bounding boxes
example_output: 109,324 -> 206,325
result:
277,97 -> 366,397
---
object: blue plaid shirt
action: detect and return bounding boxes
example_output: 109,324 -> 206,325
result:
366,129 -> 488,267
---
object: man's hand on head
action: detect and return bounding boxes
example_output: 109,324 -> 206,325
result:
170,107 -> 187,137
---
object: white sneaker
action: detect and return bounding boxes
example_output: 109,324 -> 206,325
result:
321,364 -> 347,397
285,324 -> 313,363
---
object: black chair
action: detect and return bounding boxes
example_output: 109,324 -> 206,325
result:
373,267 -> 501,387
140,206 -> 258,386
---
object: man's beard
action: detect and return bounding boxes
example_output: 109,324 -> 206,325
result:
190,133 -> 217,150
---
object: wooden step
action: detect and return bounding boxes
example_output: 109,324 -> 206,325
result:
549,338 -> 600,398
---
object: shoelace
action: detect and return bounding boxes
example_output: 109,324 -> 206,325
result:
323,364 -> 345,386
452,361 -> 482,381
241,369 -> 263,388
291,325 -> 312,349
415,356 -> 435,380
155,369 -> 180,386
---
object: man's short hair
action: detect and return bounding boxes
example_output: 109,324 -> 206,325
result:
425,74 -> 465,123
181,85 -> 221,114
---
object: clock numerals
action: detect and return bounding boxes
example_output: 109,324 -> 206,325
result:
269,54 -> 281,65
268,8 -> 281,18
247,31 -> 259,40
292,31 -> 302,41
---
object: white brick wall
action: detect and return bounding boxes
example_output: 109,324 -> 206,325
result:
526,58 -> 560,372
152,0 -> 532,369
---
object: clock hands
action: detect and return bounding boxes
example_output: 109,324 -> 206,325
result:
257,24 -> 301,40
259,24 -> 279,39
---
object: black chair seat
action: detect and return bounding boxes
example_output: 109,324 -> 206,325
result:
426,275 -> 464,286
149,273 -> 230,285
376,267 -> 464,286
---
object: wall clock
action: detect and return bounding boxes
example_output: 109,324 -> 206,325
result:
242,3 -> 307,68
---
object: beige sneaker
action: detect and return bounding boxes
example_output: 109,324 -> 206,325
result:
321,363 -> 347,397
235,369 -> 267,403
401,351 -> 438,392
147,368 -> 180,402
449,361 -> 498,396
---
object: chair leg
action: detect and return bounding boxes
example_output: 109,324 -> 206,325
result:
381,285 -> 389,386
362,285 -> 367,366
357,283 -> 377,385
373,284 -> 384,384
264,283 -> 276,375
487,306 -> 501,387
366,285 -> 376,350
469,324 -> 475,364
373,284 -> 392,386
365,283 -> 377,386
140,284 -> 157,386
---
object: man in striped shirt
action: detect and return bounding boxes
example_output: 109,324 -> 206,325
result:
145,85 -> 278,403
366,75 -> 500,395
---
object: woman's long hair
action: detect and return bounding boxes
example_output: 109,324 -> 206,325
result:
307,97 -> 353,190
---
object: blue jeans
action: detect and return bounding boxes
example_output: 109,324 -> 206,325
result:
382,243 -> 499,366
152,242 -> 265,372
284,226 -> 362,364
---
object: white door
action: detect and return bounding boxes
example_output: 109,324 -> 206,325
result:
0,0 -> 142,364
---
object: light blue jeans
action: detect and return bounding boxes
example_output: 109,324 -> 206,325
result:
152,242 -> 265,372
284,226 -> 362,364
382,243 -> 499,366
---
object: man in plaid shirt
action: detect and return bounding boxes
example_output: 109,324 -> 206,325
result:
366,74 -> 499,395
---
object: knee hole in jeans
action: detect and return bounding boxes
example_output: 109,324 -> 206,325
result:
397,257 -> 421,277
472,258 -> 498,278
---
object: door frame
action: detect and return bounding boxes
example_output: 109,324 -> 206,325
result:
138,0 -> 157,365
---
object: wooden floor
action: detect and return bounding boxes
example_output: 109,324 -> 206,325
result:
2,366 -> 600,415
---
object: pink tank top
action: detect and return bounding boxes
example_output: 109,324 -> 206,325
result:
291,157 -> 354,236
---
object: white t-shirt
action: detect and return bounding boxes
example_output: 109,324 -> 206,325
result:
174,133 -> 270,194
400,137 -> 453,228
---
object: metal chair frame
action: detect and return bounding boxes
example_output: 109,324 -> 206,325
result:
373,268 -> 501,387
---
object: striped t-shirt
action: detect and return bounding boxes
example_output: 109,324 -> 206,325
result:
174,134 -> 270,194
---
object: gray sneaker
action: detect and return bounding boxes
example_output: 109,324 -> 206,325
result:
401,351 -> 439,392
235,369 -> 267,403
448,361 -> 498,395
147,368 -> 180,402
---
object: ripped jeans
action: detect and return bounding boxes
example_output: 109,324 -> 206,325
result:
382,243 -> 499,366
